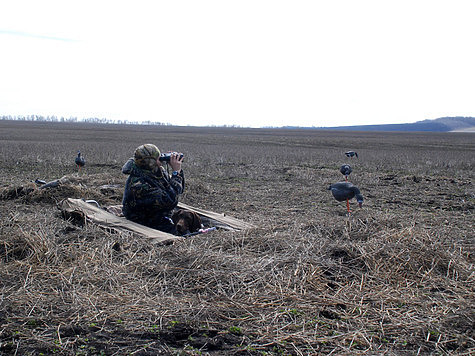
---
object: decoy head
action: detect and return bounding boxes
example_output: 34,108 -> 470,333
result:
356,194 -> 364,208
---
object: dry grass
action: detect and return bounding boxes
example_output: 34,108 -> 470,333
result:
0,120 -> 474,355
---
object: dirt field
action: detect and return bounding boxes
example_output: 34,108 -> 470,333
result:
0,120 -> 473,355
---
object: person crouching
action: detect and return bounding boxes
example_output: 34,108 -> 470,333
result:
122,144 -> 184,234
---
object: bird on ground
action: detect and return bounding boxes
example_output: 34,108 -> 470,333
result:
340,164 -> 352,180
328,182 -> 364,213
75,151 -> 85,172
345,151 -> 358,158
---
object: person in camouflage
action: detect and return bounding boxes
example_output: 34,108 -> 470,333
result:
122,144 -> 184,234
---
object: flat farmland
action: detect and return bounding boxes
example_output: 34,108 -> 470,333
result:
0,120 -> 474,355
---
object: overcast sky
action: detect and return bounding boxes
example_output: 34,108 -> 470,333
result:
1,1 -> 474,128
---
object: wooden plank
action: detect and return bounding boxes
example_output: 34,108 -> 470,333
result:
177,202 -> 256,230
61,198 -> 183,245
60,199 -> 255,244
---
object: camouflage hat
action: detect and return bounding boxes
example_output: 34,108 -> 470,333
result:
134,144 -> 161,169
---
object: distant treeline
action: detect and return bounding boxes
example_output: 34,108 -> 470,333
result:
2,114 -> 474,131
0,115 -> 244,128
0,115 -> 169,126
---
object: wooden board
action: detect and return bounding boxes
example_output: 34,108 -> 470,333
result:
60,198 -> 255,244
60,198 -> 183,245
177,202 -> 256,230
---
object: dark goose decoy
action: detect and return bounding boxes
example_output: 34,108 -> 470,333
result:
75,151 -> 85,171
328,182 -> 364,212
340,164 -> 352,179
345,151 -> 358,158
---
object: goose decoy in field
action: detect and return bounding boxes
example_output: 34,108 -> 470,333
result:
340,164 -> 352,180
345,151 -> 358,158
34,178 -> 47,185
75,151 -> 85,172
328,182 -> 364,213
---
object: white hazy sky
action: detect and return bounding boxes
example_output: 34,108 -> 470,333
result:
1,1 -> 474,128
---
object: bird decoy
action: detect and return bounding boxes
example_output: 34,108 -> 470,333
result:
345,151 -> 358,158
34,178 -> 47,185
75,151 -> 85,172
328,181 -> 364,214
340,164 -> 352,180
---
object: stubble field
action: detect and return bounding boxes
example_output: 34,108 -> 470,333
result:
0,120 -> 474,355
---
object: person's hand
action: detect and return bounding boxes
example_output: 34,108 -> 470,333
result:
169,152 -> 183,172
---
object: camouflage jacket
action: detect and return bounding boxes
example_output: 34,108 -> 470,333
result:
121,158 -> 184,227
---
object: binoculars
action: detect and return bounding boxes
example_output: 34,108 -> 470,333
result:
159,152 -> 184,162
